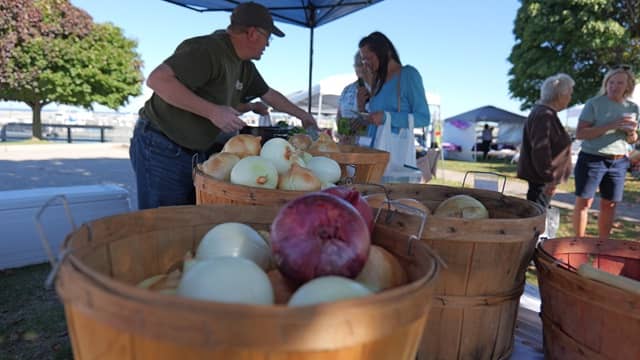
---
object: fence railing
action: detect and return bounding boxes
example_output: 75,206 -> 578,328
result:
0,122 -> 114,143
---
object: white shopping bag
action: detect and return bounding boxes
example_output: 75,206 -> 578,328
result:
373,112 -> 416,175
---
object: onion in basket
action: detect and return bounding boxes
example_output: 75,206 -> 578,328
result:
433,194 -> 489,219
306,156 -> 341,184
221,134 -> 262,158
288,276 -> 372,306
277,163 -> 322,191
177,257 -> 274,305
355,245 -> 407,292
260,137 -> 300,174
230,156 -> 278,189
196,222 -> 272,271
201,152 -> 240,181
309,133 -> 340,153
289,133 -> 313,151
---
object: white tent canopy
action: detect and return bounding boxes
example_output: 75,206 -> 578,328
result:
442,105 -> 526,161
287,74 -> 355,117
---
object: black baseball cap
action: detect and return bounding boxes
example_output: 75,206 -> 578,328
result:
231,2 -> 285,38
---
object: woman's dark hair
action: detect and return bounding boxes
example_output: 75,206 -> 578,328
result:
358,31 -> 401,95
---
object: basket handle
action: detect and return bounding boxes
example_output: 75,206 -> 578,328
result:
34,194 -> 78,288
462,171 -> 507,194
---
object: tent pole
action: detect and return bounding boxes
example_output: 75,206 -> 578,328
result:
307,26 -> 314,114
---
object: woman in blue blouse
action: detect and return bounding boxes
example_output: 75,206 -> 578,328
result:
358,32 -> 430,153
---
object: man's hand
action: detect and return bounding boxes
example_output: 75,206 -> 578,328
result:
544,183 -> 557,197
209,105 -> 246,133
299,112 -> 318,130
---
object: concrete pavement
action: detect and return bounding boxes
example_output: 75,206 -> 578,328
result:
1,142 -> 640,221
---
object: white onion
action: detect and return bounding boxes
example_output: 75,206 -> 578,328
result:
433,194 -> 489,219
277,163 -> 322,191
230,156 -> 278,189
355,245 -> 407,292
196,222 -> 272,271
289,134 -> 313,150
260,137 -> 298,174
288,276 -> 372,306
177,257 -> 274,305
222,134 -> 262,158
300,151 -> 313,164
201,152 -> 240,181
309,133 -> 340,153
306,156 -> 341,184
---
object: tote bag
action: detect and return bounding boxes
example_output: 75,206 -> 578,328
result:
373,112 -> 416,172
371,67 -> 417,175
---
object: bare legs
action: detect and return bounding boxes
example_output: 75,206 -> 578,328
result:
573,196 -> 592,237
598,199 -> 617,239
573,196 -> 616,238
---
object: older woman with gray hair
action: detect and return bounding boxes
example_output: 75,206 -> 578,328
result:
517,73 -> 575,209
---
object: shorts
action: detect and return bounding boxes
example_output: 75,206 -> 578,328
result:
574,152 -> 629,202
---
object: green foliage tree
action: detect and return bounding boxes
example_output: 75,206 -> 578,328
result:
508,0 -> 640,110
0,0 -> 143,138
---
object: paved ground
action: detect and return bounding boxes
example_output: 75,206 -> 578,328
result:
2,142 -> 640,222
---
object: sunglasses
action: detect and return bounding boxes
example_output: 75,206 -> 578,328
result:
255,28 -> 273,43
615,64 -> 632,71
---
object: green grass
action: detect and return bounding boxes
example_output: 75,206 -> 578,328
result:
0,264 -> 73,360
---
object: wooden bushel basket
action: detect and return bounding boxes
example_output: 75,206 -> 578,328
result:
354,183 -> 545,360
307,144 -> 389,184
193,165 -> 305,206
54,204 -> 440,359
193,144 -> 389,206
534,237 -> 640,359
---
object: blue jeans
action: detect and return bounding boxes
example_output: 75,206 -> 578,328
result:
129,118 -> 212,209
574,152 -> 629,202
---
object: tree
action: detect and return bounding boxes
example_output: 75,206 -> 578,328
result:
508,0 -> 640,110
0,0 -> 143,138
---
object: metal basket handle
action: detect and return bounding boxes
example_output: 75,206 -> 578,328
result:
34,194 -> 78,288
462,171 -> 507,194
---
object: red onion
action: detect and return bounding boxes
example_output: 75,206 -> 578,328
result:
270,193 -> 370,284
322,186 -> 375,233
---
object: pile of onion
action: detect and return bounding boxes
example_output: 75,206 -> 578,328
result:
221,134 -> 262,158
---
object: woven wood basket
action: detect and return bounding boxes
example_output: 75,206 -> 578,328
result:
193,166 -> 310,206
534,237 -> 640,359
193,144 -> 389,206
307,144 -> 389,184
354,183 -> 545,360
54,204 -> 440,359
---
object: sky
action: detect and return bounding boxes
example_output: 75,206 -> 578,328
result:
4,0 -> 528,120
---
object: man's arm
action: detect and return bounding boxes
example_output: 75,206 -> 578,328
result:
261,88 -> 318,129
146,63 -> 246,133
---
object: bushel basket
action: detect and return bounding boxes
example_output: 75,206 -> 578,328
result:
54,204 -> 440,359
355,183 -> 545,360
534,237 -> 640,359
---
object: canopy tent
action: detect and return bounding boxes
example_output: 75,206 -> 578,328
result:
441,105 -> 527,161
161,0 -> 385,112
287,73 -> 354,115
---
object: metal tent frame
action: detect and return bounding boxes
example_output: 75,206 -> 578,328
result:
161,0 -> 385,112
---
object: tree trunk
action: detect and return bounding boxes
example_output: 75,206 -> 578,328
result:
31,102 -> 43,139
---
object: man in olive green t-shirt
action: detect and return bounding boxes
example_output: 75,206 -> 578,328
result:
130,2 -> 318,210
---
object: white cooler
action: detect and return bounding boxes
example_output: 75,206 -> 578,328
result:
0,184 -> 131,269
